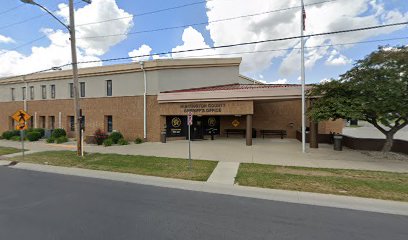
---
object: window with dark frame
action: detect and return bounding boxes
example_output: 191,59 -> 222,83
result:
106,80 -> 112,96
51,85 -> 56,99
69,83 -> 74,98
22,87 -> 26,100
30,86 -> 35,100
11,88 -> 15,101
106,115 -> 113,133
80,82 -> 85,97
69,116 -> 75,131
41,85 -> 47,99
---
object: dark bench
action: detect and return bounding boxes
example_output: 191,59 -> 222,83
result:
224,129 -> 246,138
260,130 -> 287,139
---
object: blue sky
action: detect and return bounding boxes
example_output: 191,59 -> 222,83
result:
0,0 -> 407,83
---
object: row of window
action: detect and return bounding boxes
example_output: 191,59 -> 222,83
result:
10,80 -> 113,101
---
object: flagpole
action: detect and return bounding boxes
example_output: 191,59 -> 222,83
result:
301,0 -> 306,153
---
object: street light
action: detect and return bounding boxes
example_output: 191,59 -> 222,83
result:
21,0 -> 91,156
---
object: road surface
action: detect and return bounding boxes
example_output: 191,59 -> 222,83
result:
0,167 -> 407,240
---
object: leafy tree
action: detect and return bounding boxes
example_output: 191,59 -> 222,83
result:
308,46 -> 408,152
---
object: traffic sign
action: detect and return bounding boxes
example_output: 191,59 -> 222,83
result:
12,110 -> 31,123
16,122 -> 28,130
187,112 -> 193,126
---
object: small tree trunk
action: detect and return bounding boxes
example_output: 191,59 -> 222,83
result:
382,132 -> 395,152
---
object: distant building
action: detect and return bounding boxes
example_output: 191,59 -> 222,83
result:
0,58 -> 342,145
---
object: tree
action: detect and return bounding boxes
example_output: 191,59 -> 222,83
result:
308,46 -> 408,152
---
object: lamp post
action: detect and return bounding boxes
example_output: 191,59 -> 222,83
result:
21,0 -> 91,156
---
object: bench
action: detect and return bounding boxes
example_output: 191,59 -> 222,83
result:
260,130 -> 287,139
224,129 -> 246,138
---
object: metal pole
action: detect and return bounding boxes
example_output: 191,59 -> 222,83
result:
20,130 -> 24,161
188,124 -> 191,170
301,0 -> 306,153
69,0 -> 82,156
141,62 -> 147,141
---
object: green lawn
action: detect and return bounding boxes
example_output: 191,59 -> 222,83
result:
12,151 -> 217,181
236,163 -> 408,202
0,147 -> 20,156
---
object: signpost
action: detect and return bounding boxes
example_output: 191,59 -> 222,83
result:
187,112 -> 193,170
12,110 -> 32,161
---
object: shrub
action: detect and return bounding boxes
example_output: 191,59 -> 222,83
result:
11,136 -> 21,141
26,131 -> 42,142
118,138 -> 129,145
103,138 -> 113,147
11,130 -> 20,136
56,136 -> 68,144
46,137 -> 55,143
109,131 -> 123,144
134,137 -> 143,144
32,128 -> 45,138
52,128 -> 66,138
94,129 -> 108,145
2,131 -> 15,140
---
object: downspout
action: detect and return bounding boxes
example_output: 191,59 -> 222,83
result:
140,62 -> 147,140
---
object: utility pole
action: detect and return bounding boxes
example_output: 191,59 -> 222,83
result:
68,0 -> 82,156
301,0 -> 306,153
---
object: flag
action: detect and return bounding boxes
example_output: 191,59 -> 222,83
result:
302,5 -> 306,31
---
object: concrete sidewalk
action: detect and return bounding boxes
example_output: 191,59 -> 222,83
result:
2,161 -> 408,216
1,138 -> 408,172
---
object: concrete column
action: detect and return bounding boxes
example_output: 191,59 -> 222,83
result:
310,121 -> 319,148
58,112 -> 62,129
34,112 -> 37,128
246,114 -> 252,146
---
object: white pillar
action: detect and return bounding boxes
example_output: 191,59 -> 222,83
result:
58,112 -> 62,128
34,112 -> 38,128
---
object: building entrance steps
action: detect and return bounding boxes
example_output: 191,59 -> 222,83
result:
207,162 -> 240,185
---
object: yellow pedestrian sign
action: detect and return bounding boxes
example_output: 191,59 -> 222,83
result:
12,110 -> 31,123
16,122 -> 28,131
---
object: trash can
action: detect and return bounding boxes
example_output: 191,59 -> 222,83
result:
333,135 -> 343,151
160,131 -> 166,143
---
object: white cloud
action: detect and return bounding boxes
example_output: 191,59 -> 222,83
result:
271,79 -> 288,84
320,78 -> 332,83
171,27 -> 217,58
0,35 -> 14,44
325,50 -> 352,66
128,44 -> 152,62
0,0 -> 132,77
202,0 -> 408,76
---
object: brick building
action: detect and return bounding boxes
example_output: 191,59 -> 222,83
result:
0,58 -> 342,145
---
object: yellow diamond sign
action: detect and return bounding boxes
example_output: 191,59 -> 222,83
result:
12,110 -> 31,123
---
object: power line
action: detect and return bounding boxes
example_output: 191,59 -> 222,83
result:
78,0 -> 336,39
0,4 -> 24,16
76,21 -> 408,65
0,0 -> 84,30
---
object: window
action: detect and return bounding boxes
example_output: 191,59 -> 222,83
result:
41,85 -> 47,99
22,87 -> 26,100
80,82 -> 85,97
106,115 -> 113,133
50,85 -> 56,99
39,116 -> 46,129
69,83 -> 74,98
69,116 -> 75,131
106,80 -> 112,96
30,86 -> 35,100
49,116 -> 55,130
11,88 -> 15,101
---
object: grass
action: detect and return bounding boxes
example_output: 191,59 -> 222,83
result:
12,151 -> 217,181
0,147 -> 20,156
236,163 -> 408,202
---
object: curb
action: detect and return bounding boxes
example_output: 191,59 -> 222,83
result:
6,162 -> 408,216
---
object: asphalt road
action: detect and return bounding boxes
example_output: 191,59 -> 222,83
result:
0,167 -> 407,240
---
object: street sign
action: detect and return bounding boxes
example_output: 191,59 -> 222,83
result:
16,122 -> 28,130
12,110 -> 31,123
187,112 -> 193,126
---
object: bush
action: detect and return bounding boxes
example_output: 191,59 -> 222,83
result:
32,128 -> 45,138
52,128 -> 66,138
56,136 -> 68,144
109,131 -> 123,144
103,138 -> 113,147
46,137 -> 55,143
134,137 -> 143,144
26,131 -> 42,142
2,131 -> 16,140
10,136 -> 21,141
94,129 -> 108,145
118,138 -> 129,145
